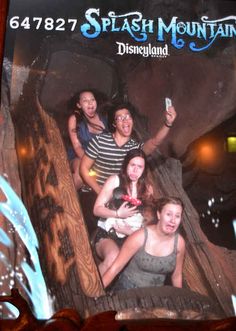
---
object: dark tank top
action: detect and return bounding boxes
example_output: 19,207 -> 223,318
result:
68,114 -> 108,160
78,114 -> 108,150
119,227 -> 178,289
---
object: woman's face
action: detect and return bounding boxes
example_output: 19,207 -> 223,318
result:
157,203 -> 182,235
77,91 -> 97,118
126,156 -> 145,182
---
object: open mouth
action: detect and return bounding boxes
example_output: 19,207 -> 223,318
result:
86,109 -> 96,117
129,174 -> 138,181
166,224 -> 175,231
122,124 -> 131,134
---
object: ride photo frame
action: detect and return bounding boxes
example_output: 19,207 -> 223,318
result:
0,1 -> 236,330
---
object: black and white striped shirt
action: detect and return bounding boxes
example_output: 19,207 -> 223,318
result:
85,132 -> 143,186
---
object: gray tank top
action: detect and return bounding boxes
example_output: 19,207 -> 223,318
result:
122,227 -> 178,288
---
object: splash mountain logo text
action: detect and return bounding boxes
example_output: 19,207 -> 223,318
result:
80,8 -> 236,58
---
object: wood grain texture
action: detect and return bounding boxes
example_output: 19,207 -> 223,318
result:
14,94 -> 104,298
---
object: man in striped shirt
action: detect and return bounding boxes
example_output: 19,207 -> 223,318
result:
80,102 -> 176,194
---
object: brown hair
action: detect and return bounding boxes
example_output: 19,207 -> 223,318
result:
119,149 -> 150,201
156,196 -> 184,213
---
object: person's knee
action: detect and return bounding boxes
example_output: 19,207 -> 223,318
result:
96,240 -> 119,263
99,249 -> 119,274
105,247 -> 119,265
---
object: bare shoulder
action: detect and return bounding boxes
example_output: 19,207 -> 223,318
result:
98,175 -> 119,195
125,227 -> 146,246
103,174 -> 119,187
68,113 -> 76,121
177,234 -> 186,252
68,114 -> 76,126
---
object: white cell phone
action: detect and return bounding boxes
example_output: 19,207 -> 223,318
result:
165,97 -> 172,111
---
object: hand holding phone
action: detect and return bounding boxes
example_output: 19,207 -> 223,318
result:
165,97 -> 172,111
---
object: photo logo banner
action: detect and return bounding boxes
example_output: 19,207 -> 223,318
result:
81,9 -> 236,52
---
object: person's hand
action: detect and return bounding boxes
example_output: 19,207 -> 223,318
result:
165,106 -> 177,126
116,201 -> 137,218
113,221 -> 133,235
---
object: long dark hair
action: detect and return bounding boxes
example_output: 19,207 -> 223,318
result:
119,149 -> 150,201
68,88 -> 109,132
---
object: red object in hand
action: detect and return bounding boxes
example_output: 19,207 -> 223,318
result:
121,195 -> 142,206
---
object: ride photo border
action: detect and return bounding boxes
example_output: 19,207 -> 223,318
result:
0,0 -> 236,330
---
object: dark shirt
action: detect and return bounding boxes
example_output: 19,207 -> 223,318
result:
68,114 -> 108,160
114,227 -> 178,290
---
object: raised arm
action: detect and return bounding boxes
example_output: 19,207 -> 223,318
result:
68,114 -> 84,158
142,106 -> 177,155
171,235 -> 186,288
79,154 -> 101,194
102,229 -> 145,288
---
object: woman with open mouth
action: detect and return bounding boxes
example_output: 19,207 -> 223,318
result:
102,196 -> 186,291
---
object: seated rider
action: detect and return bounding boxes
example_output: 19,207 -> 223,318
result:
102,196 -> 186,291
93,149 -> 155,276
80,101 -> 177,195
67,88 -> 108,189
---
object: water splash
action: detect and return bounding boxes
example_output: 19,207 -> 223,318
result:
0,175 -> 54,319
0,228 -> 13,247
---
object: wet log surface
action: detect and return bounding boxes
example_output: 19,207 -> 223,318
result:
86,286 -> 224,319
0,290 -> 236,331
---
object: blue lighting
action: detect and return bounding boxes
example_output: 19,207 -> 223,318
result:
0,175 -> 54,319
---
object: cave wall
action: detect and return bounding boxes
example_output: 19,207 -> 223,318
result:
125,53 -> 236,157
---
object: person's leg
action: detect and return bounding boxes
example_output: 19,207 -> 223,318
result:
95,238 -> 120,276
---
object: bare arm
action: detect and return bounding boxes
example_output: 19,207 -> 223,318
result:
94,175 -> 138,237
93,175 -> 138,219
102,229 -> 145,288
171,235 -> 186,288
79,154 -> 101,194
143,106 -> 177,156
93,175 -> 119,218
68,115 -> 84,158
